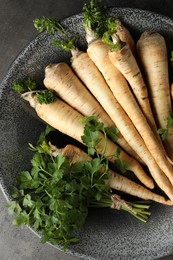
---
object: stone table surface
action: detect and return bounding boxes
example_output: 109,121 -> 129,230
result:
0,1 -> 173,260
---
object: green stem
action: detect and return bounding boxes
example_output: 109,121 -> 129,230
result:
40,167 -> 52,177
82,0 -> 108,41
45,190 -> 52,198
89,193 -> 151,223
100,129 -> 107,160
128,201 -> 151,209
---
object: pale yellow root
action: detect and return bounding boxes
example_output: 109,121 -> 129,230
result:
87,39 -> 173,187
136,32 -> 173,161
49,143 -> 91,163
71,50 -> 143,163
50,142 -> 172,206
44,61 -> 143,163
23,93 -> 154,189
44,62 -> 113,128
108,172 -> 173,205
109,40 -> 167,155
109,42 -> 157,135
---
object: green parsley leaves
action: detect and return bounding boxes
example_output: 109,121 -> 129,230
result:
12,78 -> 57,105
157,114 -> 173,141
6,125 -> 111,248
33,17 -> 79,52
83,0 -> 108,38
81,116 -> 128,173
34,17 -> 64,34
13,78 -> 37,93
7,119 -> 150,248
36,89 -> 57,104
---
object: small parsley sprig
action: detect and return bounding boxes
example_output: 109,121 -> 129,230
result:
36,89 -> 57,104
102,17 -> 122,51
13,78 -> 37,93
12,78 -> 57,105
83,0 -> 108,38
81,116 -> 129,173
157,114 -> 173,141
33,17 -> 79,52
34,17 -> 65,34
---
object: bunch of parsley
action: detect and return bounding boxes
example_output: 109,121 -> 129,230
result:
7,119 -> 150,249
7,126 -> 111,248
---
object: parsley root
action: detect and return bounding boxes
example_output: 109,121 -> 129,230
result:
107,36 -> 158,138
44,62 -> 114,128
70,50 -> 143,163
136,32 -> 173,161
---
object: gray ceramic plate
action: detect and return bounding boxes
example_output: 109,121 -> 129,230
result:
0,8 -> 173,260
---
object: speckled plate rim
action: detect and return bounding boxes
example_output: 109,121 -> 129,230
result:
1,7 -> 173,260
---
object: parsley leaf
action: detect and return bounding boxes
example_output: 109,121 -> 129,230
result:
36,90 -> 57,104
157,114 -> 173,141
83,0 -> 108,38
114,147 -> 130,174
33,17 -> 64,33
81,116 -> 129,173
12,78 -> 37,94
105,125 -> 119,142
13,78 -> 57,105
82,126 -> 101,156
33,17 -> 79,52
53,34 -> 79,52
7,201 -> 22,215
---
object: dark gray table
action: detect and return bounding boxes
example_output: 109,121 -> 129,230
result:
0,1 -> 173,259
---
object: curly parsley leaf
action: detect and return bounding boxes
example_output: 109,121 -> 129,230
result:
12,78 -> 37,94
33,17 -> 64,33
102,17 -> 122,50
34,17 -> 79,52
36,90 -> 57,104
157,114 -> 173,141
13,78 -> 57,105
114,147 -> 129,174
53,33 -> 79,52
83,0 -> 108,38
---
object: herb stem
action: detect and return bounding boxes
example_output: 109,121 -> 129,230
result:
40,167 -> 52,177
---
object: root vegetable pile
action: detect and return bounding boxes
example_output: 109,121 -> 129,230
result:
9,0 -> 173,248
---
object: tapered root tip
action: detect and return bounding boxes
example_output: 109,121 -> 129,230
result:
163,199 -> 173,206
